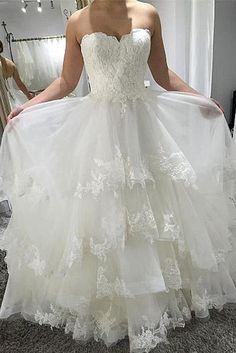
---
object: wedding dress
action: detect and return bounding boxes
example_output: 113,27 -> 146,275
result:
0,28 -> 236,353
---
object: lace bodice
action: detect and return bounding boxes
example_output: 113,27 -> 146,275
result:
80,28 -> 151,102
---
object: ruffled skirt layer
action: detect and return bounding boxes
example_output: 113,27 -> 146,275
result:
0,89 -> 236,352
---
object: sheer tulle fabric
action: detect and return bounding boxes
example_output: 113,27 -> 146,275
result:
0,90 -> 236,352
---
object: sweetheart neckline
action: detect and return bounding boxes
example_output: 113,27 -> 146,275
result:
80,28 -> 151,46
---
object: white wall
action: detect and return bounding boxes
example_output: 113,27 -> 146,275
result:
211,0 -> 236,123
0,0 -> 65,59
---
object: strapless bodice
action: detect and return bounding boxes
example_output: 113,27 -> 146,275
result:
80,28 -> 151,103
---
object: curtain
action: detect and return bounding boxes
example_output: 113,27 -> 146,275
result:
13,37 -> 66,92
144,0 -> 215,97
12,36 -> 90,97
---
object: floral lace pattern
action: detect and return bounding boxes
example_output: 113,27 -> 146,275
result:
89,204 -> 127,262
126,204 -> 158,244
23,244 -> 46,276
59,235 -> 84,272
11,140 -> 197,203
222,150 -> 236,181
14,171 -> 49,200
71,145 -> 197,201
162,257 -> 182,290
162,214 -> 181,240
94,306 -> 117,339
73,146 -> 125,200
81,29 -> 151,106
8,201 -> 230,285
96,266 -> 135,299
32,287 -> 231,353
147,143 -> 197,189
191,288 -> 225,317
9,237 -> 46,276
130,313 -> 170,353
123,156 -> 155,190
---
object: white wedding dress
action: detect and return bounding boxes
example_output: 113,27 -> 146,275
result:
1,28 -> 236,353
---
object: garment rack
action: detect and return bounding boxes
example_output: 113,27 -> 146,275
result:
1,22 -> 65,61
12,35 -> 65,43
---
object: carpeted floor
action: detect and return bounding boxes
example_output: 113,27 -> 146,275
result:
0,212 -> 236,353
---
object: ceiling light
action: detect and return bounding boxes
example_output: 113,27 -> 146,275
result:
37,4 -> 42,12
21,3 -> 28,13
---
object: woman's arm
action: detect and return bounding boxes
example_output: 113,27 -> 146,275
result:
147,8 -> 200,95
12,66 -> 33,99
147,7 -> 224,112
7,11 -> 84,121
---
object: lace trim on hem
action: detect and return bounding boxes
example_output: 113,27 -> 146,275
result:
33,291 -> 229,353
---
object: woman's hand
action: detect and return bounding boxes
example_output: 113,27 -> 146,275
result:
7,106 -> 24,123
27,92 -> 35,100
210,98 -> 224,113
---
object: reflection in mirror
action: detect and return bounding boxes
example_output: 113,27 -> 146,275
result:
0,51 -> 11,131
0,0 -> 91,132
76,0 -> 93,9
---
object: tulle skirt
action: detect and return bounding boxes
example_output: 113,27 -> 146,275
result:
0,88 -> 236,353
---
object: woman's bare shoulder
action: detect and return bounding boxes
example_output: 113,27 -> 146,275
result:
66,7 -> 91,32
4,57 -> 16,69
132,1 -> 160,33
67,7 -> 88,23
133,1 -> 158,14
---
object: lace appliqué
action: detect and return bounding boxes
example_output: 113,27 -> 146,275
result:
33,288 -> 227,353
81,29 -> 151,109
35,302 -> 119,342
214,231 -> 234,264
90,205 -> 126,261
14,171 -> 49,200
191,289 -> 225,316
130,313 -> 170,353
11,237 -> 46,276
23,244 -> 46,276
123,156 -> 155,190
162,257 -> 182,290
148,143 -> 197,188
215,249 -> 227,264
159,145 -> 197,188
58,235 -> 84,273
73,147 -> 157,200
74,145 -> 125,200
96,266 -> 135,298
222,150 -> 236,181
162,213 -> 180,240
176,290 -> 192,321
12,144 -> 197,201
73,144 -> 197,200
94,306 -> 116,339
35,299 -> 93,340
127,203 -> 158,243
35,304 -> 65,328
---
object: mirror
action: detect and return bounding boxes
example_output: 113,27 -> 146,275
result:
0,0 -> 91,131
